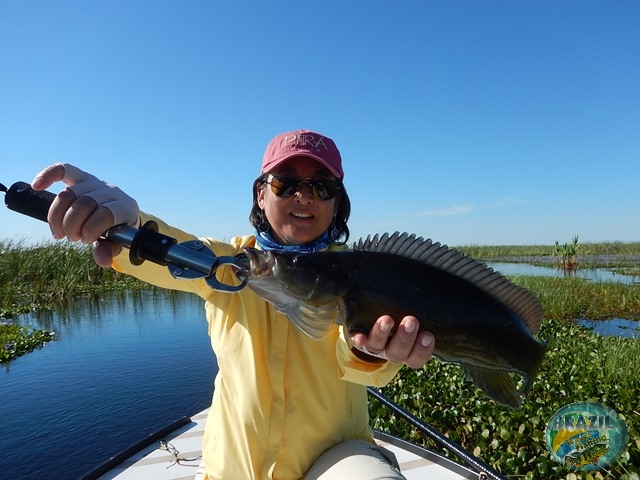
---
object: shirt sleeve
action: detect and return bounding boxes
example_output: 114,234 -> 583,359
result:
335,326 -> 403,387
111,212 -> 235,299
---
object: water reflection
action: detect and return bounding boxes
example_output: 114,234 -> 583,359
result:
1,290 -> 216,480
578,318 -> 640,339
488,262 -> 639,284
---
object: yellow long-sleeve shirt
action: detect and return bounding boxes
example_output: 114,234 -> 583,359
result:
113,214 -> 402,479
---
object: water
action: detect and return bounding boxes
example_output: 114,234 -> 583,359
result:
487,262 -> 640,284
0,290 -> 217,480
578,318 -> 640,339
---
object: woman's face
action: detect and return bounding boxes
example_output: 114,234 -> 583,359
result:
257,156 -> 339,245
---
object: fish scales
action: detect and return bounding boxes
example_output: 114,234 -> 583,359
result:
239,232 -> 547,408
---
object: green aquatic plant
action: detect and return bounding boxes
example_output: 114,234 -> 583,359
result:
0,323 -> 55,363
0,239 -> 147,317
554,236 -> 580,271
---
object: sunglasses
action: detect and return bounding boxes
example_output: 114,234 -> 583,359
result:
265,175 -> 342,201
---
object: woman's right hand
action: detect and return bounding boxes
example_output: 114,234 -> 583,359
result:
31,163 -> 140,267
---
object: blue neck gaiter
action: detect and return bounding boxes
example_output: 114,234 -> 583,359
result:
254,229 -> 333,253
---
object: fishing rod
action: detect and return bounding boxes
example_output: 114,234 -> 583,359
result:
1,181 -> 246,292
367,387 -> 507,480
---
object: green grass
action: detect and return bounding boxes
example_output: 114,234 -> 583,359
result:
457,241 -> 640,259
0,239 -> 147,318
514,276 -> 640,321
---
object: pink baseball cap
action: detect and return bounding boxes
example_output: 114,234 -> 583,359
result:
260,129 -> 344,179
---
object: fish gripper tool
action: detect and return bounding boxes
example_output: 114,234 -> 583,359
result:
1,181 -> 247,292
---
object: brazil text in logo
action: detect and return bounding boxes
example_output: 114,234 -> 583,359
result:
545,401 -> 628,471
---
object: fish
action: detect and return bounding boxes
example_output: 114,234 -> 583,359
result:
564,441 -> 611,468
237,232 -> 547,408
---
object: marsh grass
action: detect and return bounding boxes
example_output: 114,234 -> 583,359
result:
0,239 -> 146,317
513,276 -> 640,321
459,241 -> 640,269
459,241 -> 640,258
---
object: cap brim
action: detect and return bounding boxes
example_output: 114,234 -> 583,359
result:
262,153 -> 343,179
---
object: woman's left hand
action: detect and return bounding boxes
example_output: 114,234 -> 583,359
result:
350,315 -> 434,369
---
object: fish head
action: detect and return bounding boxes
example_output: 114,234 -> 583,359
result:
241,247 -> 277,277
241,248 -> 338,301
244,248 -> 319,299
239,248 -> 350,339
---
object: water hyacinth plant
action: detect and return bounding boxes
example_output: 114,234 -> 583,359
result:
0,322 -> 55,363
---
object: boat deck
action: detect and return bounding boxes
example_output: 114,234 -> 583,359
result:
92,409 -> 480,480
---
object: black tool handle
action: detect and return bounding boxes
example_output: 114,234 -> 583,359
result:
4,181 -> 56,223
2,180 -> 218,276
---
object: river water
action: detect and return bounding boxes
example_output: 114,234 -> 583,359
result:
1,290 -> 216,480
487,262 -> 640,284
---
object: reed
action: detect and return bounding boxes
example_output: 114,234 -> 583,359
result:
459,243 -> 556,258
0,239 -> 145,316
0,240 -> 148,363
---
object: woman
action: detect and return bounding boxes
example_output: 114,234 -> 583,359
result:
32,129 -> 435,479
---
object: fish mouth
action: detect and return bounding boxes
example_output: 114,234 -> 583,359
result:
242,247 -> 272,276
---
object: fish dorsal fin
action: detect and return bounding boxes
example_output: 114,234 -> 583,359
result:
353,232 -> 543,334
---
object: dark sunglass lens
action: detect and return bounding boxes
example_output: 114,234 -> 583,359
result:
312,180 -> 340,200
269,176 -> 339,200
310,182 -> 330,200
270,177 -> 299,197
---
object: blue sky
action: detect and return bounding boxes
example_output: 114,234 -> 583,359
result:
1,1 -> 639,247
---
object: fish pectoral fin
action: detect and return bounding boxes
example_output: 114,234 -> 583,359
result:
282,301 -> 339,340
463,366 -> 523,409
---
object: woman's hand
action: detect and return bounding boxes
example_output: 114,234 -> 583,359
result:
31,163 -> 139,267
350,315 -> 434,369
